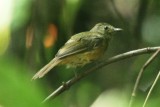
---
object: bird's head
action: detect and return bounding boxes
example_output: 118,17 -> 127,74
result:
90,23 -> 122,38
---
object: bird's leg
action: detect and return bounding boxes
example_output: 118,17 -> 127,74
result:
73,68 -> 78,78
73,66 -> 82,78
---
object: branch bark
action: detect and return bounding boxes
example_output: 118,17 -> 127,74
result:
42,46 -> 160,103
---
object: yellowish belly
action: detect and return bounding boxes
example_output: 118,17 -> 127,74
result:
60,47 -> 106,68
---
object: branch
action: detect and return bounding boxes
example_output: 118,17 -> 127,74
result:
42,46 -> 160,103
143,70 -> 160,107
129,49 -> 160,107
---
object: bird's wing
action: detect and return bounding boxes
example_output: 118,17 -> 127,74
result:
55,32 -> 104,59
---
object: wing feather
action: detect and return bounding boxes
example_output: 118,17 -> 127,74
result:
55,32 -> 104,59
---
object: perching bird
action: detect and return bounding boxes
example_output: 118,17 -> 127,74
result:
32,23 -> 122,80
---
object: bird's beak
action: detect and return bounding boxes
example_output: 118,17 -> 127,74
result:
114,28 -> 123,31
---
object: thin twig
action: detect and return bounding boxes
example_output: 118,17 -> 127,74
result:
42,47 -> 160,103
128,49 -> 160,107
142,70 -> 160,107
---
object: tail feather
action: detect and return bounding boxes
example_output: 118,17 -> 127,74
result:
32,58 -> 61,80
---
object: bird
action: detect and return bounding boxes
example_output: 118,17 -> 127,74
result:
32,22 -> 122,80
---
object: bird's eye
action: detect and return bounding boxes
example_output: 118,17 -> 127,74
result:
104,26 -> 108,30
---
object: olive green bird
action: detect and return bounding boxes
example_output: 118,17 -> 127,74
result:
32,23 -> 122,80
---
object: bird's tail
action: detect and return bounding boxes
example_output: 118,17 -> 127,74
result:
32,58 -> 61,80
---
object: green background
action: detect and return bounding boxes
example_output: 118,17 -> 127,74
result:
0,0 -> 160,107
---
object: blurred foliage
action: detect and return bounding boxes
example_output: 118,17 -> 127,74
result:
0,55 -> 52,107
0,0 -> 160,107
